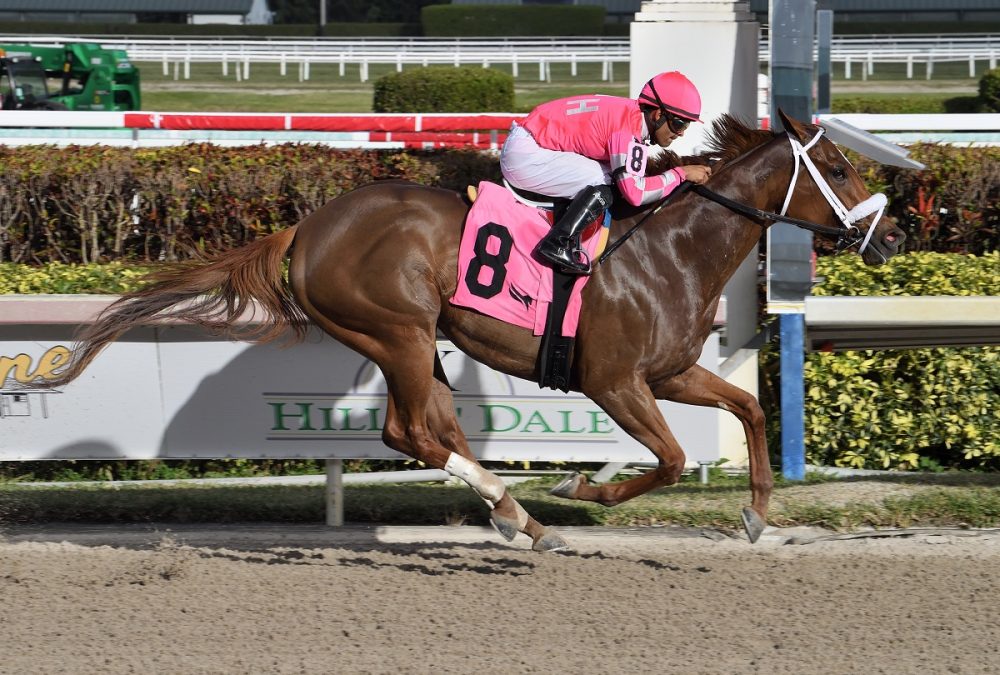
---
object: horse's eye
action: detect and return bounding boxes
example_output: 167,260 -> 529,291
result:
831,166 -> 847,182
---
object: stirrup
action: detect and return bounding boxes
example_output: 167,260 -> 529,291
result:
540,244 -> 591,275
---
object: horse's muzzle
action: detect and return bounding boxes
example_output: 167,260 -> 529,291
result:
862,218 -> 906,265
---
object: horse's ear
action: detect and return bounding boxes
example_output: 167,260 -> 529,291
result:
777,108 -> 811,143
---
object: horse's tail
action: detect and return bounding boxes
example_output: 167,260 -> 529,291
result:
46,225 -> 307,387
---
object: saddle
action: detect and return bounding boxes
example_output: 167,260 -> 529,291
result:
455,181 -> 609,392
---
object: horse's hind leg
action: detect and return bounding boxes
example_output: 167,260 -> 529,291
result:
381,338 -> 568,551
423,378 -> 567,550
552,376 -> 689,505
654,364 -> 773,543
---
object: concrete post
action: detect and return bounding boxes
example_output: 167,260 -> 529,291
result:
631,0 -> 759,156
631,0 -> 760,360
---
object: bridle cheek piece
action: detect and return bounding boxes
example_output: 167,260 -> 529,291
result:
780,127 -> 888,255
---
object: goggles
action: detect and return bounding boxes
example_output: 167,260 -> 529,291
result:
665,112 -> 691,134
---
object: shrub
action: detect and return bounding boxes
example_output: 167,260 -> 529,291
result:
421,4 -> 605,37
0,261 -> 156,294
978,67 -> 1000,112
801,252 -> 1000,471
848,144 -> 1000,255
832,94 -> 959,114
0,145 -> 500,265
372,66 -> 514,113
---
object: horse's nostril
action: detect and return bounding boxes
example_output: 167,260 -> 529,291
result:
885,233 -> 897,244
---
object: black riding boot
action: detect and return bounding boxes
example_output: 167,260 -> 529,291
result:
534,185 -> 612,275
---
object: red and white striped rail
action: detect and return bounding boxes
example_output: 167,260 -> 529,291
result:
3,111 -> 1000,148
0,110 -> 527,149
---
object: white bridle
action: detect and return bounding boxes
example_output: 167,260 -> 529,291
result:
779,127 -> 888,256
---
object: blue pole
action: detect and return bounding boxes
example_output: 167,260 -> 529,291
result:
780,313 -> 806,480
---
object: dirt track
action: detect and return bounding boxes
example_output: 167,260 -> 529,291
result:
2,524 -> 999,674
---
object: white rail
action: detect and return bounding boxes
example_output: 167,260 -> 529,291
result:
2,111 -> 1000,147
3,33 -> 1000,81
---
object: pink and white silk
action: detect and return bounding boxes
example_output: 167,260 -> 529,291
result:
510,95 -> 687,206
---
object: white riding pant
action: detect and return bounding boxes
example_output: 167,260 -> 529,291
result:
499,123 -> 611,199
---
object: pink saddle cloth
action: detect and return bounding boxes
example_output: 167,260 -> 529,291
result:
450,181 -> 607,337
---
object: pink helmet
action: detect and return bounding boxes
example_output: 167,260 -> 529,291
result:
638,71 -> 702,122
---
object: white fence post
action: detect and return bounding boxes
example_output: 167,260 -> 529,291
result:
927,54 -> 934,80
243,57 -> 250,80
162,54 -> 169,76
992,51 -> 997,70
539,59 -> 545,81
970,54 -> 976,78
906,54 -> 913,79
571,53 -> 577,77
845,55 -> 851,79
325,459 -> 344,527
184,56 -> 190,80
280,53 -> 286,77
304,60 -> 310,81
512,55 -> 518,78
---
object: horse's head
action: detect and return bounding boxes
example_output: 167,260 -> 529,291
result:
778,110 -> 905,265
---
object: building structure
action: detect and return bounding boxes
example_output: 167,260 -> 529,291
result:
0,0 -> 273,25
453,0 -> 1000,26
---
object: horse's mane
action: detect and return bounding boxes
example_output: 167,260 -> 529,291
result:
646,113 -> 775,175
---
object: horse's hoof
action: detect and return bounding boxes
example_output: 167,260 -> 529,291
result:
532,528 -> 570,552
741,507 -> 767,544
489,511 -> 520,542
550,472 -> 585,500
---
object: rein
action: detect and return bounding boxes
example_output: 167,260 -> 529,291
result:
598,127 -> 889,264
597,181 -> 693,264
688,183 -> 863,249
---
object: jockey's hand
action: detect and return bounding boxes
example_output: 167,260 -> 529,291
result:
682,165 -> 712,184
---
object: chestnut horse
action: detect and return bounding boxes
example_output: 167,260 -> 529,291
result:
44,112 -> 905,551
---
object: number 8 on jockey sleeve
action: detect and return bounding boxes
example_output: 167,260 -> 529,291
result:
499,71 -> 712,275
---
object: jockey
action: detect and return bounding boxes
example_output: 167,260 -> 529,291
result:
500,70 -> 713,274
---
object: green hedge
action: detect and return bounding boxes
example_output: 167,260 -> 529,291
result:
832,94 -> 985,115
0,261 -> 156,294
421,4 -> 605,36
0,141 -> 995,265
0,145 -> 499,265
372,66 -> 514,113
979,68 -> 1000,112
801,252 -> 1000,471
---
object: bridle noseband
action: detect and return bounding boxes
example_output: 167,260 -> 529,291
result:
779,127 -> 887,255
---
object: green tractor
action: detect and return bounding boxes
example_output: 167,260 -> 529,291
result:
0,42 -> 140,111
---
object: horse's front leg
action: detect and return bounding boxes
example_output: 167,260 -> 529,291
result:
653,364 -> 773,543
551,378 -> 687,506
